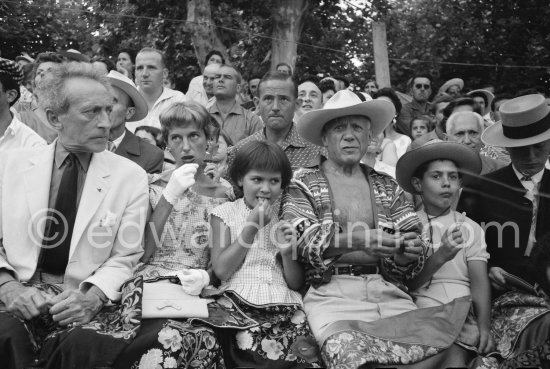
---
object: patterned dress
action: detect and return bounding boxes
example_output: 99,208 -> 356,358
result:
210,198 -> 323,368
114,181 -> 231,369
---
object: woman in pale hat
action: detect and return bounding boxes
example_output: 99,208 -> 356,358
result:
282,90 -> 473,368
438,77 -> 464,98
397,140 -> 496,361
458,93 -> 550,368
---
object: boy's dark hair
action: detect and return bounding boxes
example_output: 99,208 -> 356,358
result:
373,87 -> 402,115
412,159 -> 462,181
118,48 -> 136,64
229,141 -> 293,190
135,125 -> 163,148
0,74 -> 20,106
318,79 -> 336,94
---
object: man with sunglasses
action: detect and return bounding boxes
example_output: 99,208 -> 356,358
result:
396,74 -> 432,136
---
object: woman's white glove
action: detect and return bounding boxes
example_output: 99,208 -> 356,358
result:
176,269 -> 210,296
163,164 -> 198,205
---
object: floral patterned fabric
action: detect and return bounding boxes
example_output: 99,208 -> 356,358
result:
8,276 -> 144,368
116,319 -> 226,369
212,291 -> 323,368
322,330 -> 444,368
491,290 -> 550,367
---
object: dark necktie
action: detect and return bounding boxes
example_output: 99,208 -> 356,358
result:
38,153 -> 79,274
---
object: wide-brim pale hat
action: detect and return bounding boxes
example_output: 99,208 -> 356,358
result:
396,140 -> 481,194
107,70 -> 148,122
297,89 -> 395,146
467,89 -> 495,108
438,78 -> 464,95
482,94 -> 550,147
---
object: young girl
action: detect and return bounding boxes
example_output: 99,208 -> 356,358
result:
396,140 -> 495,358
410,116 -> 431,140
210,140 -> 321,368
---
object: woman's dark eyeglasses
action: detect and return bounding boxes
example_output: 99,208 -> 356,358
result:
414,84 -> 431,90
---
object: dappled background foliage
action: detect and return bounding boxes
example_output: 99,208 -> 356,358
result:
1,0 -> 549,94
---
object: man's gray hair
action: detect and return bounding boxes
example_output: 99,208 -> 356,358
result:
446,111 -> 484,134
35,62 -> 110,115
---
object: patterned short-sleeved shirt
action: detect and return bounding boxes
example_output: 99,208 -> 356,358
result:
281,164 -> 426,290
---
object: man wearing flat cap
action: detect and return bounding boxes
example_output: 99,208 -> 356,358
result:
107,70 -> 164,173
458,93 -> 550,367
0,57 -> 45,151
0,62 -> 148,368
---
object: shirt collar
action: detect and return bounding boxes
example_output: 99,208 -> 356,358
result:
112,130 -> 126,148
512,164 -> 545,185
3,113 -> 22,137
54,141 -> 92,172
263,123 -> 307,150
210,100 -> 242,116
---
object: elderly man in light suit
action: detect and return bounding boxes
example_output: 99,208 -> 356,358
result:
0,62 -> 148,369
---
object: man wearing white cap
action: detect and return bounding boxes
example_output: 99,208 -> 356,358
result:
458,93 -> 550,368
107,70 -> 164,173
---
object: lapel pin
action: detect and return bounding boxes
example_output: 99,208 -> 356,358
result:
97,188 -> 102,192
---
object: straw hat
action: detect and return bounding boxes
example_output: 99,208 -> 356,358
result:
297,89 -> 395,146
396,140 -> 481,194
467,89 -> 495,108
438,78 -> 464,95
482,94 -> 550,147
107,70 -> 148,122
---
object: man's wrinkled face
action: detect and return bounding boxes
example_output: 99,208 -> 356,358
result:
213,66 -> 239,99
249,78 -> 260,97
322,116 -> 372,166
135,51 -> 166,93
257,79 -> 297,132
297,81 -> 322,115
202,64 -> 220,97
446,115 -> 482,152
51,78 -> 113,153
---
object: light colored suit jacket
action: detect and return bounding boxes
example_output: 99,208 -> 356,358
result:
0,143 -> 148,301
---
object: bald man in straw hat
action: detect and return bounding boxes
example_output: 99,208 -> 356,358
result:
458,93 -> 550,367
282,90 -> 472,368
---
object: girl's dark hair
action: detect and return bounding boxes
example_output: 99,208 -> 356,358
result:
229,141 -> 293,190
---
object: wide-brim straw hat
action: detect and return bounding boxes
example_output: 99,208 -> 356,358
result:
438,78 -> 464,95
297,89 -> 395,146
482,94 -> 550,147
107,70 -> 148,122
467,89 -> 495,108
396,140 -> 482,194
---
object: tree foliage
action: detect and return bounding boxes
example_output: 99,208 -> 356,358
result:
2,0 -> 550,94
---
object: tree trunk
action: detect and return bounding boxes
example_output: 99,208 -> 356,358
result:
270,0 -> 308,73
186,0 -> 229,70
